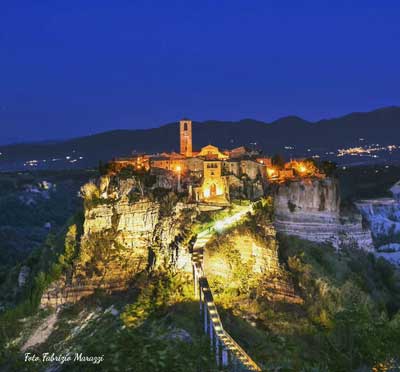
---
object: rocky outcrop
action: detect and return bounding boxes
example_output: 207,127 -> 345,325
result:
356,198 -> 400,245
356,198 -> 400,266
204,224 -> 280,279
274,178 -> 374,251
18,266 -> 30,287
41,176 -> 199,308
204,220 -> 301,304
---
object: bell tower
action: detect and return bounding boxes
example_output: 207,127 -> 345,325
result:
180,119 -> 192,157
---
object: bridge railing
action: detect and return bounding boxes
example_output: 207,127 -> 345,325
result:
192,259 -> 262,372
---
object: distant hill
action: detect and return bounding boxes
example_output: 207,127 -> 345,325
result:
1,106 -> 399,170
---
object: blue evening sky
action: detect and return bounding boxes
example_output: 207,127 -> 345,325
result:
1,0 -> 399,143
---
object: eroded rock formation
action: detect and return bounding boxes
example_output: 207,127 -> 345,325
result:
41,176 -> 198,307
204,222 -> 301,304
273,177 -> 374,250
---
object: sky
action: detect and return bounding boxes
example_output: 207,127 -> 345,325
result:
1,0 -> 400,144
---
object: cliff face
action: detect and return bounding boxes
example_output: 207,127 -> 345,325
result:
41,176 -> 198,307
204,222 -> 301,304
356,198 -> 400,243
356,198 -> 400,266
274,178 -> 374,251
204,225 -> 280,279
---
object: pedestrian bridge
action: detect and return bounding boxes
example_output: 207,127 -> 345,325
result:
191,206 -> 262,371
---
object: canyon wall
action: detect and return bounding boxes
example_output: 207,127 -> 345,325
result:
273,177 -> 374,251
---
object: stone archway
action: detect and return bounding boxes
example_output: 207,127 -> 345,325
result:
210,183 -> 217,197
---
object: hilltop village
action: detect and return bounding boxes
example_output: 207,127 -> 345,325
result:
107,119 -> 325,203
3,121 -> 400,372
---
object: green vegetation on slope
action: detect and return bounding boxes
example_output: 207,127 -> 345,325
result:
205,200 -> 400,371
0,212 -> 83,365
0,170 -> 93,288
2,272 -> 223,372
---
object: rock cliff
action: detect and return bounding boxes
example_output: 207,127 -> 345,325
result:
41,176 -> 198,307
273,177 -> 374,250
204,221 -> 301,304
356,198 -> 400,266
356,198 -> 400,245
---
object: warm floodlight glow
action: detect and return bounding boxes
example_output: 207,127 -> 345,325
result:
267,167 -> 277,177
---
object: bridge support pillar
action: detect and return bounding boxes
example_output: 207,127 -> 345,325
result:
209,316 -> 214,347
215,338 -> 220,366
204,304 -> 208,334
233,357 -> 239,372
193,265 -> 198,299
199,285 -> 203,316
222,347 -> 228,367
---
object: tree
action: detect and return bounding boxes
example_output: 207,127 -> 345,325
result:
320,161 -> 337,176
271,154 -> 285,169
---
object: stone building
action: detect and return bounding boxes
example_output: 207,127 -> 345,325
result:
222,160 -> 240,177
228,146 -> 250,159
194,160 -> 229,203
110,155 -> 150,172
150,152 -> 186,172
180,119 -> 192,157
197,144 -> 228,160
240,160 -> 265,180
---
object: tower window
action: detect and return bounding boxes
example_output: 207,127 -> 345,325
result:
184,122 -> 188,131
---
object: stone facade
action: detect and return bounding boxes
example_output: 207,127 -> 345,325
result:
180,119 -> 192,157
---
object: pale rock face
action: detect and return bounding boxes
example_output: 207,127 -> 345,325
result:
83,204 -> 114,233
356,198 -> 400,266
204,227 -> 280,280
81,199 -> 194,272
18,266 -> 30,287
356,199 -> 400,243
203,223 -> 302,304
41,183 -> 198,308
274,178 -> 374,251
117,178 -> 137,198
390,180 -> 400,201
99,176 -> 110,197
80,181 -> 99,200
274,177 -> 340,215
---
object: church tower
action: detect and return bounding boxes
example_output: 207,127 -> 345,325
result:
180,119 -> 192,157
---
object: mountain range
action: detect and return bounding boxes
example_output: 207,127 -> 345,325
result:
1,106 -> 399,170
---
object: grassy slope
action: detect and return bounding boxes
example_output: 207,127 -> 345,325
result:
3,273 -> 222,372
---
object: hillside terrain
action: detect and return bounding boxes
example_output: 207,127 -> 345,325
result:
1,106 -> 400,171
0,166 -> 399,371
0,170 -> 95,309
